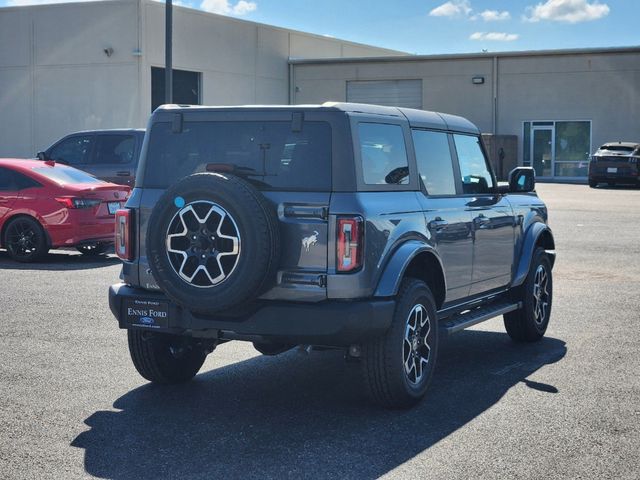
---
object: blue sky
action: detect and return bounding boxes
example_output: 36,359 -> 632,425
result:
2,0 -> 636,54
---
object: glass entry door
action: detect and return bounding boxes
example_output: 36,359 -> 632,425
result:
532,128 -> 553,177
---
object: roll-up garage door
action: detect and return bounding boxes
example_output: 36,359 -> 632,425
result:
346,80 -> 422,109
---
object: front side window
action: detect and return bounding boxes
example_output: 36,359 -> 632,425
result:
93,135 -> 136,165
359,123 -> 409,185
453,134 -> 494,194
48,136 -> 93,166
412,129 -> 456,195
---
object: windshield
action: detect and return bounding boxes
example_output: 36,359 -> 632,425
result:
33,166 -> 104,185
143,120 -> 332,190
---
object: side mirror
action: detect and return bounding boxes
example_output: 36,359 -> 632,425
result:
508,167 -> 535,193
36,151 -> 47,161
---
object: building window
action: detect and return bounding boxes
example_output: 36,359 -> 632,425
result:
151,67 -> 201,112
523,120 -> 591,178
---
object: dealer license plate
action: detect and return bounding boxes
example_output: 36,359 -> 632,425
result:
607,167 -> 618,173
124,298 -> 170,329
108,201 -> 121,215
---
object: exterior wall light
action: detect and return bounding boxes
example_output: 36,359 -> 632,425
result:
472,76 -> 485,85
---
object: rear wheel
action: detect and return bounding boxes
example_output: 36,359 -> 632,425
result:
588,179 -> 597,188
127,330 -> 208,384
504,247 -> 553,342
76,242 -> 108,256
4,216 -> 49,262
362,278 -> 439,408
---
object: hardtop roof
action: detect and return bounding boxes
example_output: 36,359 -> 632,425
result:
154,102 -> 479,134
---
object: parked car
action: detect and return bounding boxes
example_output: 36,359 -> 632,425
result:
588,142 -> 640,188
108,103 -> 555,408
37,129 -> 145,186
0,159 -> 130,262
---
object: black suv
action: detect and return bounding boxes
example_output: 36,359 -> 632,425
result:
37,129 -> 145,186
588,142 -> 640,188
109,103 -> 556,408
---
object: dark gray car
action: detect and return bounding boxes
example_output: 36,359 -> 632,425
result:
38,129 -> 145,186
108,103 -> 556,408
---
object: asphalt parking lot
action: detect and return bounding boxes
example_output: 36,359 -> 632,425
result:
1,183 -> 639,480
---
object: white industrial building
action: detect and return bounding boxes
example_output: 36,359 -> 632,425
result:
0,0 -> 400,158
1,0 -> 639,180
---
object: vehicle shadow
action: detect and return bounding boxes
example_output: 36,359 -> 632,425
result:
0,250 -> 120,271
72,331 -> 566,479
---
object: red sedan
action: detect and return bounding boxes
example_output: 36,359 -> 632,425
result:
0,159 -> 130,262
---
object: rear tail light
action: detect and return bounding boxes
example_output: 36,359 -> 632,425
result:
337,216 -> 363,273
55,197 -> 101,209
115,209 -> 134,261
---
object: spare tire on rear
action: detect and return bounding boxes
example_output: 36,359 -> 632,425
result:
146,173 -> 280,314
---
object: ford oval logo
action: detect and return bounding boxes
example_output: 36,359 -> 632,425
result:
139,316 -> 155,326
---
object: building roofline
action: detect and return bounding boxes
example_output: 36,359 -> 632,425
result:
289,45 -> 640,65
0,0 -> 405,56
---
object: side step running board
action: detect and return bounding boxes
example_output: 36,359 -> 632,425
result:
439,301 -> 521,336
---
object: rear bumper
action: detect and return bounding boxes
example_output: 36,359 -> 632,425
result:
108,283 -> 395,346
47,217 -> 115,247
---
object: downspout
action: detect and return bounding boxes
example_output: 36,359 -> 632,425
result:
492,55 -> 498,135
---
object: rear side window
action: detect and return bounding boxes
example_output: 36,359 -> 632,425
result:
93,135 -> 136,165
0,167 -> 16,190
359,123 -> 409,185
33,166 -> 104,185
143,121 -> 332,190
453,134 -> 494,194
412,130 -> 456,195
48,136 -> 93,166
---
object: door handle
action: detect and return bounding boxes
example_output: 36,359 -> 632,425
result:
116,171 -> 131,177
428,217 -> 449,230
474,215 -> 491,228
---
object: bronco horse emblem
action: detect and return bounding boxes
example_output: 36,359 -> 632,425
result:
302,231 -> 319,252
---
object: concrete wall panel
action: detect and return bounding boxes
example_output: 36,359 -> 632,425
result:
0,9 -> 30,67
0,68 -> 32,157
33,64 -> 139,151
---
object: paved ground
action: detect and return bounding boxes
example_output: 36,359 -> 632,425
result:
1,183 -> 639,480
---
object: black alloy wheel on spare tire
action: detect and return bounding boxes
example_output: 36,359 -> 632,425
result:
146,173 -> 280,315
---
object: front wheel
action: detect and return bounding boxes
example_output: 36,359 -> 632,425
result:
362,278 -> 439,408
127,330 -> 208,384
504,247 -> 553,342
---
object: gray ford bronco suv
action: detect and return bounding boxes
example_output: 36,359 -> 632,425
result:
109,103 -> 555,408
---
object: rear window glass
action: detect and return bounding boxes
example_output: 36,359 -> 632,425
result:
598,145 -> 635,153
143,121 -> 332,190
33,166 -> 103,185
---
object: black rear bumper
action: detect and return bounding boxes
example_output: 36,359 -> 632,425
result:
109,283 -> 395,346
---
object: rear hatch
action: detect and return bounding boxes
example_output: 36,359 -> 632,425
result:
135,114 -> 333,301
591,145 -> 640,178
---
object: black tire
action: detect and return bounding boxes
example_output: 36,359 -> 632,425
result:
127,330 -> 207,384
588,179 -> 597,188
362,278 -> 439,409
146,173 -> 280,315
3,216 -> 49,263
504,247 -> 553,342
76,242 -> 108,256
253,342 -> 295,356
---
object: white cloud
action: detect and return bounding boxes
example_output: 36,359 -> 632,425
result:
200,0 -> 256,16
524,0 -> 609,23
429,0 -> 472,18
470,31 -> 519,41
476,9 -> 511,21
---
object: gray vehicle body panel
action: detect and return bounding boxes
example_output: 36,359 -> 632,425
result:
120,103 -> 554,328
